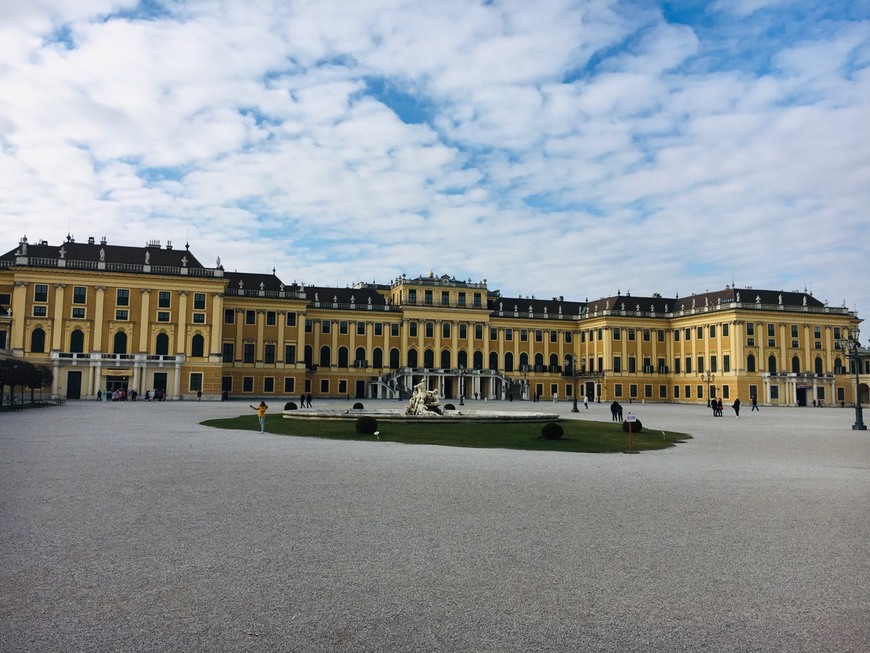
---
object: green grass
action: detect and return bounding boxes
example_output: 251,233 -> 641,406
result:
201,415 -> 691,454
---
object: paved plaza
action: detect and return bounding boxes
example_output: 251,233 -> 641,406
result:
1,398 -> 867,652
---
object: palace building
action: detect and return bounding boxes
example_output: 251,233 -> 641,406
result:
1,235 -> 867,407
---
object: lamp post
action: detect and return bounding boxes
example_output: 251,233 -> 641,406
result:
458,365 -> 465,406
567,355 -> 579,413
702,371 -> 715,407
837,326 -> 866,430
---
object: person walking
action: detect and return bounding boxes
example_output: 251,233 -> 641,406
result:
250,401 -> 268,433
732,397 -> 741,419
610,400 -> 619,421
305,392 -> 312,408
751,395 -> 759,411
583,395 -> 589,409
300,392 -> 306,408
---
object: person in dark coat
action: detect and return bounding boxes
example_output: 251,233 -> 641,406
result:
732,398 -> 741,418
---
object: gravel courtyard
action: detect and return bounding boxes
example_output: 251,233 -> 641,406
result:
1,399 -> 867,652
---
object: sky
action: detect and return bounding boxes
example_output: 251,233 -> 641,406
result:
1,0 -> 869,321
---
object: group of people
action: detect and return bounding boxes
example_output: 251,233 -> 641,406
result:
96,388 -> 164,402
609,401 -> 624,422
299,392 -> 313,408
711,397 -> 754,418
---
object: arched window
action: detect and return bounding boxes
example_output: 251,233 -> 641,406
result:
535,353 -> 544,370
834,357 -> 843,374
304,345 -> 313,368
338,346 -> 349,367
69,329 -> 85,354
191,334 -> 205,357
548,353 -> 558,368
519,352 -> 529,369
424,349 -> 435,368
373,348 -> 383,368
747,354 -> 756,372
768,355 -> 777,374
319,345 -> 331,367
489,352 -> 499,370
473,351 -> 483,370
440,350 -> 451,369
505,352 -> 514,372
155,333 -> 169,356
30,328 -> 46,353
407,348 -> 418,368
457,350 -> 468,368
389,348 -> 400,368
815,357 -> 823,375
114,331 -> 128,355
355,347 -> 366,365
792,356 -> 801,374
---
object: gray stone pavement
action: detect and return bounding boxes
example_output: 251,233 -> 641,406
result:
1,398 -> 867,652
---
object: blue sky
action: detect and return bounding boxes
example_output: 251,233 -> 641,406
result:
1,0 -> 868,319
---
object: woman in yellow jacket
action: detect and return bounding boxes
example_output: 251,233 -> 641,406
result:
250,401 -> 268,433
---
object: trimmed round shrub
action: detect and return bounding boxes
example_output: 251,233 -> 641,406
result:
353,402 -> 364,409
621,419 -> 643,433
443,403 -> 456,411
284,401 -> 298,410
541,422 -> 564,440
355,416 -> 379,435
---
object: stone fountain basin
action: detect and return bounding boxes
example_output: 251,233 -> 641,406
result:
283,408 -> 559,423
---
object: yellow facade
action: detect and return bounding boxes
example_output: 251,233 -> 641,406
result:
1,236 -> 866,407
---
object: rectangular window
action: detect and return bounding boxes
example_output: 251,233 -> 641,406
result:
813,326 -> 821,339
424,290 -> 432,305
305,319 -> 313,333
338,321 -> 348,334
458,293 -> 466,307
833,327 -> 841,340
284,377 -> 295,393
115,288 -> 130,306
194,293 -> 206,310
473,293 -> 482,307
770,385 -> 779,400
613,328 -> 621,341
564,331 -> 572,343
320,379 -> 329,393
243,376 -> 253,392
266,311 -> 277,326
685,385 -> 691,398
158,291 -> 171,308
357,321 -> 366,335
628,357 -> 636,373
189,373 -> 203,392
73,286 -> 87,304
339,379 -> 348,395
115,309 -> 128,321
459,324 -> 467,339
768,323 -> 776,337
156,311 -> 170,322
791,324 -> 799,338
643,329 -> 650,342
659,385 -> 667,398
246,310 -> 256,325
722,323 -> 729,336
520,329 -> 528,342
614,383 -> 623,397
391,323 -> 400,337
697,357 -> 704,373
410,322 -> 418,337
321,320 -> 331,334
505,328 -> 513,341
475,324 -> 483,339
425,322 -> 434,338
550,330 -> 558,343
286,312 -> 297,327
284,344 -> 296,364
613,356 -> 621,373
746,323 -> 755,336
225,308 -> 235,324
535,330 -> 543,342
722,385 -> 730,399
684,328 -> 691,341
375,322 -> 384,336
192,313 -> 206,324
674,358 -> 681,374
723,355 -> 730,372
33,305 -> 47,317
408,289 -> 417,303
222,376 -> 233,392
749,384 -> 758,401
441,291 -> 449,305
685,357 -> 692,374
709,325 -> 716,338
244,343 -> 255,363
658,329 -> 665,342
674,329 -> 680,342
223,342 -> 234,362
34,284 -> 49,303
697,327 -> 703,339
628,328 -> 636,341
264,377 -> 274,393
697,385 -> 704,398
674,385 -> 680,398
442,322 -> 451,338
711,355 -> 718,373
630,384 -> 638,398
264,343 -> 276,364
